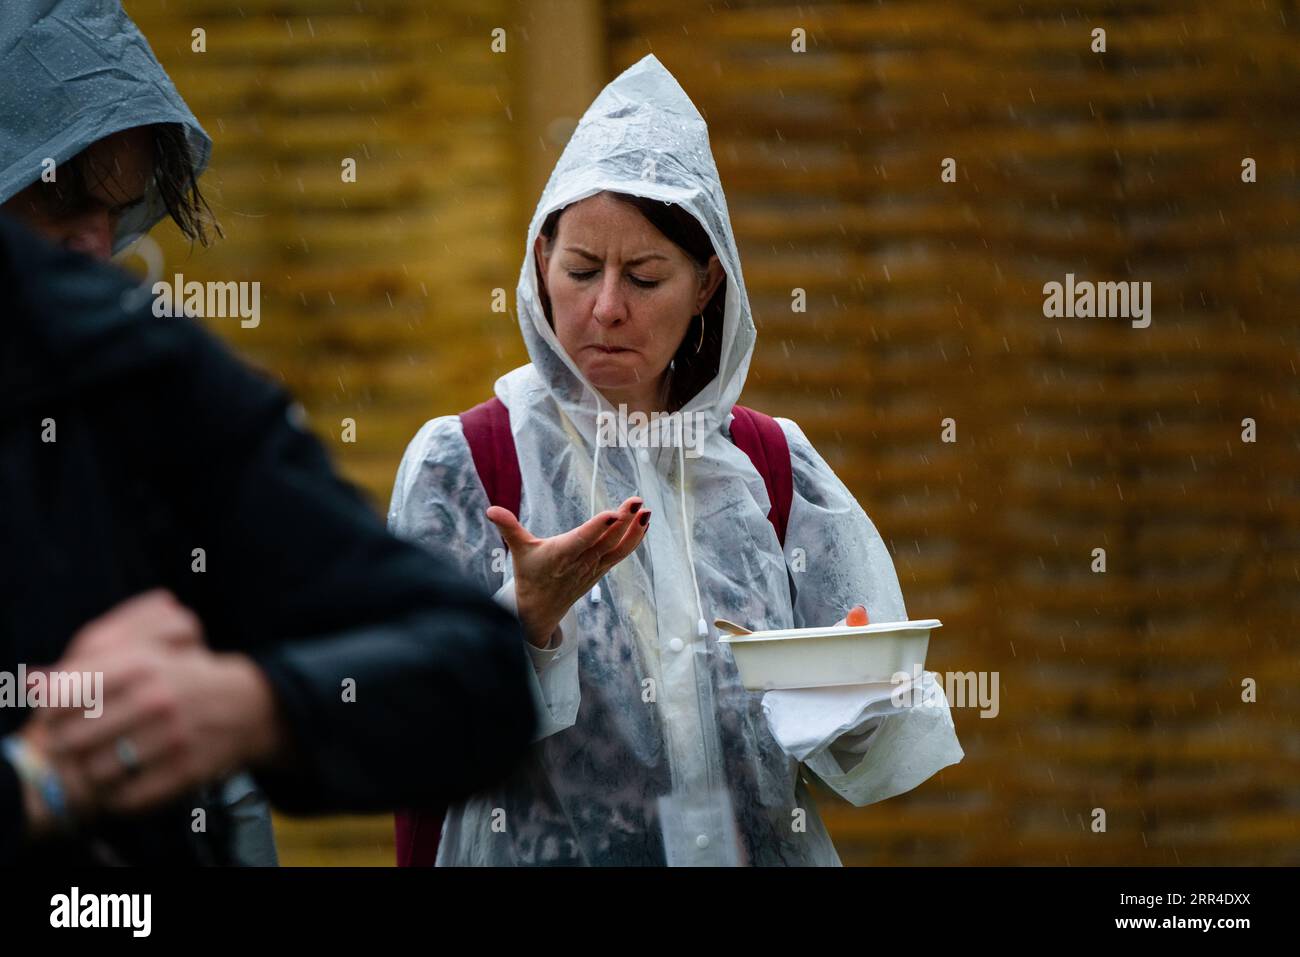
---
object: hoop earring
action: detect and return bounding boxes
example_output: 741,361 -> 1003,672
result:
694,314 -> 705,354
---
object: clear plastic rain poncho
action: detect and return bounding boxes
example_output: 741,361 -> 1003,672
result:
389,54 -> 964,865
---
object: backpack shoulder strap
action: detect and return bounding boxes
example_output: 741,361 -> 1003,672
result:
728,405 -> 793,548
394,809 -> 441,867
459,396 -> 522,519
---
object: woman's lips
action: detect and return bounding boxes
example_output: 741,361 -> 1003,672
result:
590,344 -> 635,354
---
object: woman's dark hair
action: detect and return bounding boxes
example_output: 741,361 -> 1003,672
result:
149,123 -> 221,245
536,191 -> 726,413
41,122 -> 221,246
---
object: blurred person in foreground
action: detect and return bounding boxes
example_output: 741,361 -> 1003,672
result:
0,0 -> 537,866
0,0 -> 281,863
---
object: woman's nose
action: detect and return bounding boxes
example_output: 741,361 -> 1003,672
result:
62,210 -> 114,261
591,271 -> 629,326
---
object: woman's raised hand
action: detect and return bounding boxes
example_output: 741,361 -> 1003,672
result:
486,496 -> 651,648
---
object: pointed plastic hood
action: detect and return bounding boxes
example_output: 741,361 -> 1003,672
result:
512,53 -> 755,442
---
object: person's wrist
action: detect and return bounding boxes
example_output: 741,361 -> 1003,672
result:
524,618 -> 562,650
513,583 -> 563,649
214,654 -> 285,767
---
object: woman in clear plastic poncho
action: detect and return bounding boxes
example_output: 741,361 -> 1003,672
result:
389,55 -> 964,866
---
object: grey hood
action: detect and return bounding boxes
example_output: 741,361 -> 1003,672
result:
0,0 -> 212,252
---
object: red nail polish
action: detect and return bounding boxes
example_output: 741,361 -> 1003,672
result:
630,502 -> 642,514
639,511 -> 650,526
605,516 -> 617,525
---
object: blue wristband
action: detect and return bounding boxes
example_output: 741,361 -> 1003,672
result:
1,734 -> 69,824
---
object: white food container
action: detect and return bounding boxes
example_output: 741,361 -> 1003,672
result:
717,619 -> 942,691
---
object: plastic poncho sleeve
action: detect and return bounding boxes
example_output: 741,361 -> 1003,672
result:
389,416 -> 581,741
773,417 -> 965,806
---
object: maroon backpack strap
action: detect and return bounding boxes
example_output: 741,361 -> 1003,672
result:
394,809 -> 440,867
459,396 -> 522,521
394,396 -> 520,867
728,405 -> 793,548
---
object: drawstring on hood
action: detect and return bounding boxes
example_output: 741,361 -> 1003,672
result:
584,383 -> 706,638
587,388 -> 604,604
677,443 -> 709,638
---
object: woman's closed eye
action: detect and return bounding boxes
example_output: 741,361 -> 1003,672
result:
566,269 -> 660,289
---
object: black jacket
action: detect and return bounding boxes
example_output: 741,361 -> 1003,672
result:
0,216 -> 536,864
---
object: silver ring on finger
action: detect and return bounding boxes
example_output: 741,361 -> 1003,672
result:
115,736 -> 143,777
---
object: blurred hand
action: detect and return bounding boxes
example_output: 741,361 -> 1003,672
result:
18,589 -> 284,828
487,496 -> 651,648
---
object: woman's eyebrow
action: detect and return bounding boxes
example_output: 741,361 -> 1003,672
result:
564,246 -> 669,266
